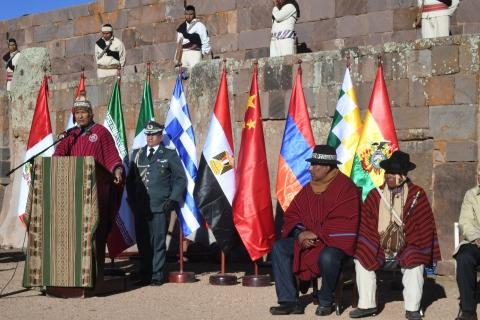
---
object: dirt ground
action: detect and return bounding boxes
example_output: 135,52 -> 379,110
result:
0,250 -> 467,320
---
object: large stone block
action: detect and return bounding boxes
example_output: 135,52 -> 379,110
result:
46,40 -> 66,59
392,106 -> 428,129
34,24 -> 59,43
56,21 -> 74,39
336,0 -> 367,17
455,74 -> 478,105
124,0 -> 141,9
387,78 -> 409,108
189,0 -> 236,15
429,105 -> 476,140
65,36 -> 86,57
299,0 -> 335,22
211,33 -> 239,54
126,47 -> 144,65
368,10 -> 393,34
390,29 -> 417,42
128,3 -> 166,27
143,42 -> 176,62
265,90 -> 287,119
433,162 -> 476,263
336,15 -> 369,38
233,91 -> 249,122
203,12 -> 230,36
383,51 -> 407,80
121,28 -> 136,49
264,63 -> 292,91
407,49 -> 432,78
425,75 -> 454,106
409,79 -> 426,107
310,19 -> 337,47
74,14 -> 103,36
393,7 -> 416,31
432,45 -> 459,75
101,10 -> 128,29
103,0 -> 122,12
387,0 -> 416,9
83,34 -> 99,56
445,141 -> 478,162
367,0 -> 387,12
67,5 -> 91,19
456,0 -> 480,24
399,139 -> 434,193
236,0 -> 271,9
238,28 -> 270,50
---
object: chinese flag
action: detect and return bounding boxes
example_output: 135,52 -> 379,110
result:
232,65 -> 275,261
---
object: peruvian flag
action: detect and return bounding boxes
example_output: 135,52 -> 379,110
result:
232,65 -> 275,261
17,77 -> 55,222
194,67 -> 237,253
65,71 -> 86,130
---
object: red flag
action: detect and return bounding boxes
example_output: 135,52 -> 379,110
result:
66,72 -> 86,130
75,71 -> 86,98
18,77 -> 55,221
232,65 -> 275,261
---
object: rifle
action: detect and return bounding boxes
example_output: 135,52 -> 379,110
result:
97,37 -> 113,60
413,0 -> 424,29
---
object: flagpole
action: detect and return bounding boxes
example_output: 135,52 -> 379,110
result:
146,61 -> 151,83
209,59 -> 238,286
168,73 -> 196,284
241,60 -> 272,288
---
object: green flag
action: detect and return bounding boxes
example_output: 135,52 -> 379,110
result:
103,78 -> 136,256
132,79 -> 155,149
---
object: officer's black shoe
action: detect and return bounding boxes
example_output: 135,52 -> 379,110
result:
349,307 -> 378,318
315,304 -> 334,316
456,310 -> 478,320
150,280 -> 164,286
133,279 -> 151,286
405,310 -> 422,320
269,302 -> 304,315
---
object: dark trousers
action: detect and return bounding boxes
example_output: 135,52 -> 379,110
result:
271,237 -> 346,306
455,243 -> 480,313
135,212 -> 167,282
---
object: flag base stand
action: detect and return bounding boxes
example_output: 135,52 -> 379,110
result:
209,273 -> 237,286
168,271 -> 196,283
242,274 -> 271,287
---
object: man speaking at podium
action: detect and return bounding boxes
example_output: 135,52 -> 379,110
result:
54,95 -> 124,185
53,96 -> 124,271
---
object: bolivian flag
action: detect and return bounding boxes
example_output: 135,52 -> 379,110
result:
350,62 -> 399,200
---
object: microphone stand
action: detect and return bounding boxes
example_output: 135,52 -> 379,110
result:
7,131 -> 72,176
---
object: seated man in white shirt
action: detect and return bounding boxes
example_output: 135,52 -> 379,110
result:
95,24 -> 126,78
175,5 -> 211,69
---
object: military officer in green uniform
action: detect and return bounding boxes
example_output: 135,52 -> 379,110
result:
127,121 -> 187,286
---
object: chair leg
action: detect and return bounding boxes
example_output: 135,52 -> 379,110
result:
335,272 -> 344,316
351,273 -> 358,308
312,277 -> 319,305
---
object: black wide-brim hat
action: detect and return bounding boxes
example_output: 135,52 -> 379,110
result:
379,150 -> 416,174
306,145 -> 341,166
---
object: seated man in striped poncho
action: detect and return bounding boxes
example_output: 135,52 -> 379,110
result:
349,151 -> 441,320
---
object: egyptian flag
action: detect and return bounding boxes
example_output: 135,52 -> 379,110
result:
17,77 -> 55,223
232,65 -> 275,261
351,62 -> 399,200
194,68 -> 237,253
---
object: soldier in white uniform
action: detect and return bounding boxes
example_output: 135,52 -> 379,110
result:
95,24 -> 126,78
175,5 -> 211,69
3,38 -> 21,91
418,0 -> 459,39
270,0 -> 299,57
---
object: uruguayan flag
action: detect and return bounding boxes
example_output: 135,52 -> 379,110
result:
164,76 -> 201,236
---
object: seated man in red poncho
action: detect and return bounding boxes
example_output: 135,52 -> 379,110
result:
270,145 -> 361,316
349,150 -> 441,320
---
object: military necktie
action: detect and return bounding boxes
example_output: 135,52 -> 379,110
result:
147,147 -> 155,160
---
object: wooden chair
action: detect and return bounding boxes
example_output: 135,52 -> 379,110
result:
310,257 -> 358,315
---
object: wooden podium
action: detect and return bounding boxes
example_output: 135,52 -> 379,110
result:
23,157 -> 126,298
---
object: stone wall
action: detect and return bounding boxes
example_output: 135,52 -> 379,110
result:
0,1 -> 479,274
0,0 -> 479,86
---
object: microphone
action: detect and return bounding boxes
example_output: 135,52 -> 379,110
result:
58,125 -> 78,138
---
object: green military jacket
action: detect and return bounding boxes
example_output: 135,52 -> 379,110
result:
126,144 -> 187,214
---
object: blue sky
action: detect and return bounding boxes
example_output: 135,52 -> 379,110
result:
1,1 -> 92,21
